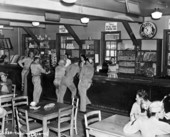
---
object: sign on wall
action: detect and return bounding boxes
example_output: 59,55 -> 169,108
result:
105,22 -> 117,32
59,25 -> 68,33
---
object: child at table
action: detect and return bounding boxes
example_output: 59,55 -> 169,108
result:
130,89 -> 151,121
0,72 -> 12,93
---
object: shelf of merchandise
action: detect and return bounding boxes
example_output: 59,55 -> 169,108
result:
22,34 -> 57,69
57,33 -> 80,62
117,39 -> 162,78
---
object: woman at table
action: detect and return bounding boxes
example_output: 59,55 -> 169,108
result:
30,56 -> 50,104
0,72 -> 12,93
123,101 -> 170,137
130,89 -> 151,121
18,51 -> 34,94
78,58 -> 94,112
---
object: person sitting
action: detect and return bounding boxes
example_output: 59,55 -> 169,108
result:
161,94 -> 170,124
0,72 -> 12,93
130,89 -> 151,121
124,101 -> 170,137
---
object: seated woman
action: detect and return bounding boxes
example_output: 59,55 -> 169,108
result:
0,72 -> 12,93
130,89 -> 151,121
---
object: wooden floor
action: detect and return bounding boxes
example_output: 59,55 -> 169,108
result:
4,106 -> 114,137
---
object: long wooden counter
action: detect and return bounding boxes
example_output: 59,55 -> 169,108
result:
90,75 -> 170,114
0,64 -> 170,115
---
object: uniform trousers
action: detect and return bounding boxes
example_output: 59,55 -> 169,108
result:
78,81 -> 91,112
32,76 -> 42,103
21,69 -> 29,94
53,78 -> 62,102
58,79 -> 77,103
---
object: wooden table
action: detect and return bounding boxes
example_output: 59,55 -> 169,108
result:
89,114 -> 142,137
19,101 -> 71,137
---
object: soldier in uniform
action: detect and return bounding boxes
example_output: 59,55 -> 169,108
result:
53,59 -> 66,102
30,56 -> 50,104
18,51 -> 34,95
124,101 -> 170,137
78,58 -> 94,112
58,61 -> 79,103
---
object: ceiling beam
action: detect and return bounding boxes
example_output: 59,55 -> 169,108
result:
10,21 -> 46,28
22,27 -> 40,46
0,11 -> 45,22
0,11 -> 85,26
64,24 -> 82,48
122,21 -> 139,46
0,0 -> 144,23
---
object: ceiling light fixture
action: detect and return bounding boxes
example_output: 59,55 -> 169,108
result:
62,0 -> 77,4
32,22 -> 40,26
151,8 -> 162,19
80,17 -> 89,24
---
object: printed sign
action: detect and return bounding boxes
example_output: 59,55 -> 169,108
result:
59,25 -> 68,33
105,22 -> 117,31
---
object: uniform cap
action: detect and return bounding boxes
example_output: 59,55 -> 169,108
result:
149,101 -> 164,113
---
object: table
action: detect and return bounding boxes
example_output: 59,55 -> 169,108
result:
89,114 -> 142,137
19,101 -> 71,137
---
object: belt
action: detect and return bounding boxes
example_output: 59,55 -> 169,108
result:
32,75 -> 41,77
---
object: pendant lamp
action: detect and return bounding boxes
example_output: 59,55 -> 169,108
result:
62,0 -> 77,4
32,22 -> 40,26
151,8 -> 162,19
80,17 -> 89,24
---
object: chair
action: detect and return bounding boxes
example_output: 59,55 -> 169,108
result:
72,97 -> 79,135
0,108 -> 7,137
15,108 -> 43,137
84,110 -> 101,137
0,94 -> 13,123
11,84 -> 16,97
12,96 -> 28,131
48,105 -> 74,137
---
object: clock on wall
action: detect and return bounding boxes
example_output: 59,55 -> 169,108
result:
139,22 -> 157,39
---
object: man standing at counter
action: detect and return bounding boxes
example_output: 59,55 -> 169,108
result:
53,59 -> 66,102
30,56 -> 50,104
18,51 -> 34,95
78,58 -> 94,113
58,61 -> 79,103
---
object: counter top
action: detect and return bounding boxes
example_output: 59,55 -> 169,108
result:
93,74 -> 170,87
